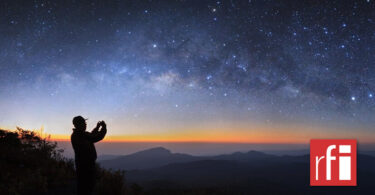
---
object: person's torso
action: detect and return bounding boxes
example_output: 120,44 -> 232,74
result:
71,131 -> 97,164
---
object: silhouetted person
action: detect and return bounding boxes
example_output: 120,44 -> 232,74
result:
71,116 -> 107,195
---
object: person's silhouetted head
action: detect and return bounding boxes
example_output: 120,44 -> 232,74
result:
73,116 -> 87,132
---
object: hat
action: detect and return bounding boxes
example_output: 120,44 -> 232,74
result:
72,116 -> 87,126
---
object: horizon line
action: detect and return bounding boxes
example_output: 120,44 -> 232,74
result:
50,138 -> 310,144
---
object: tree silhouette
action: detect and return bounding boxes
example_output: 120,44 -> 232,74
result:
0,127 -> 128,195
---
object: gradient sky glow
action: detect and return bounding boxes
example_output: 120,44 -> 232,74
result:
1,0 -> 375,145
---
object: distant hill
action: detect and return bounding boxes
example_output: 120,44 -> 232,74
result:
99,147 -> 375,194
212,150 -> 275,161
361,150 -> 375,157
99,147 -> 204,170
97,154 -> 121,161
127,154 -> 375,194
99,147 -> 309,170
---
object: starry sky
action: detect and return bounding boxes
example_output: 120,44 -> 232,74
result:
1,0 -> 375,144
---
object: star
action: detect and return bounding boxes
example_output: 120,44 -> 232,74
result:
1,0 -> 375,143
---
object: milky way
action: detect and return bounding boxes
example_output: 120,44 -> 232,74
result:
1,0 -> 375,138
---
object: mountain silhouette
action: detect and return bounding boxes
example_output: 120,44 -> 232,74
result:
99,147 -> 375,194
99,147 -> 310,170
100,147 -> 203,170
212,150 -> 275,161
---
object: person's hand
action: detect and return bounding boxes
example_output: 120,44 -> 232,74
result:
100,121 -> 106,129
96,121 -> 102,129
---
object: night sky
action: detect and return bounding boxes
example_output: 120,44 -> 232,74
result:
1,0 -> 375,144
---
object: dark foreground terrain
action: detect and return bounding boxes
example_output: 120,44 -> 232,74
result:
100,147 -> 375,195
0,128 -> 129,195
2,128 -> 374,194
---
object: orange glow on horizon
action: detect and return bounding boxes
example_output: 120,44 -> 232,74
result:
50,134 -> 306,144
4,124 -> 374,144
48,126 -> 375,144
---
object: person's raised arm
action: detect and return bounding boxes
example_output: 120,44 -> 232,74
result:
87,121 -> 107,143
92,121 -> 100,133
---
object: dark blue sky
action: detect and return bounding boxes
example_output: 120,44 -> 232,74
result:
1,0 -> 374,143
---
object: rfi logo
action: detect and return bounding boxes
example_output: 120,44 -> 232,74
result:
310,139 -> 357,186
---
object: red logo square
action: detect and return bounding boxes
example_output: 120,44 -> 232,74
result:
310,139 -> 357,186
